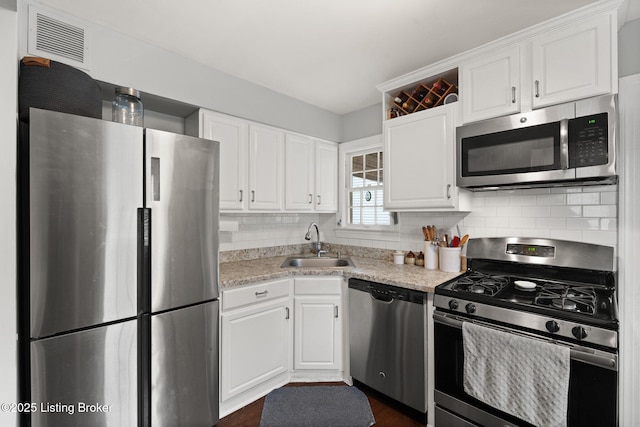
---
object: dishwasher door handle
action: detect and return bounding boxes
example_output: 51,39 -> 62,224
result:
370,293 -> 394,303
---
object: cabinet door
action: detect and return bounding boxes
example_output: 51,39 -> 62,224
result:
531,13 -> 612,108
249,124 -> 284,210
461,45 -> 521,123
294,295 -> 342,370
220,297 -> 290,401
315,140 -> 338,212
383,105 -> 456,210
200,111 -> 248,211
284,133 -> 314,211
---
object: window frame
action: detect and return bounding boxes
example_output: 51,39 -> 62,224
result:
337,135 -> 398,237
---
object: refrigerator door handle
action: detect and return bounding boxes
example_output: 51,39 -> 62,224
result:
151,157 -> 161,201
138,208 -> 152,315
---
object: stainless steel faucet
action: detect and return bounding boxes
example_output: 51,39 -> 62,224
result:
305,222 -> 326,257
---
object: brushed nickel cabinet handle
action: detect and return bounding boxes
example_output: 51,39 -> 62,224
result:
251,190 -> 256,203
255,290 -> 268,297
511,86 -> 516,104
239,189 -> 243,202
308,193 -> 313,204
446,184 -> 452,199
317,195 -> 321,205
535,80 -> 540,98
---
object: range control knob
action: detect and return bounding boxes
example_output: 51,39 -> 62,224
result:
465,303 -> 476,314
448,300 -> 459,310
572,326 -> 588,340
545,320 -> 560,333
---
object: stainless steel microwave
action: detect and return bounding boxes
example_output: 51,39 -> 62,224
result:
456,95 -> 617,190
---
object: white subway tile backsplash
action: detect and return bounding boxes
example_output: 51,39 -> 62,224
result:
535,217 -> 567,229
553,230 -> 584,241
509,195 -> 538,206
219,186 -> 618,257
600,218 -> 617,231
567,192 -> 600,205
550,187 -> 583,194
522,228 -> 550,238
496,206 -> 523,217
600,192 -> 617,205
550,205 -> 582,217
485,196 -> 510,206
524,206 -> 551,217
462,216 -> 486,228
536,194 -> 566,205
583,205 -> 617,218
485,216 -> 508,228
521,188 -> 551,195
566,218 -> 600,230
583,230 -> 617,245
509,217 -> 536,228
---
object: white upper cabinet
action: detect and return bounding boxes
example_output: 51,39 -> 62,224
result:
285,133 -> 315,211
383,104 -> 464,210
190,109 -> 336,213
314,140 -> 338,211
531,13 -> 613,108
249,124 -> 284,211
284,135 -> 338,212
461,45 -> 521,123
196,110 -> 249,210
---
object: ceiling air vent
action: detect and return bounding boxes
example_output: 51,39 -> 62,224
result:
28,5 -> 91,70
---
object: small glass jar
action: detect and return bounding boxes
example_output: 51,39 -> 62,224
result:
112,87 -> 144,126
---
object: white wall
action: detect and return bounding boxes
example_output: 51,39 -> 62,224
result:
0,3 -> 18,426
619,18 -> 640,77
17,1 -> 343,142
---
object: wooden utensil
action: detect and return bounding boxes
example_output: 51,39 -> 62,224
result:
459,234 -> 469,247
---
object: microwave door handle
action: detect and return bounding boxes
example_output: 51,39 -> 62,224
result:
560,118 -> 570,170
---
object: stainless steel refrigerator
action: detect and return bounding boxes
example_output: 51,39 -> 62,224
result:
18,108 -> 220,426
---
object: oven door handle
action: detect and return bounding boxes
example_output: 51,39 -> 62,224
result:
433,311 -> 617,371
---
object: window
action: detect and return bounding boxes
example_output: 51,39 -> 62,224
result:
347,149 -> 392,226
337,135 -> 397,238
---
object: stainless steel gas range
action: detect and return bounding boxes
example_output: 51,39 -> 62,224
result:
433,237 -> 618,427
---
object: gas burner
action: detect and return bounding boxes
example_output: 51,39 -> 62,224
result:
451,273 -> 508,296
535,284 -> 596,315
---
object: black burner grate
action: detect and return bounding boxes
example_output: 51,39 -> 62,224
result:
451,272 -> 508,296
534,283 -> 597,315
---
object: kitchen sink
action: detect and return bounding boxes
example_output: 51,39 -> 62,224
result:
280,256 -> 354,268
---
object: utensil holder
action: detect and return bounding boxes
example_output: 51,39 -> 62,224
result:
425,242 -> 438,270
439,247 -> 462,272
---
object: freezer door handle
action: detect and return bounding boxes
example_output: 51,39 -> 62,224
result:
151,157 -> 161,201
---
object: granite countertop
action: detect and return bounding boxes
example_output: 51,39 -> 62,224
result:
219,255 -> 462,293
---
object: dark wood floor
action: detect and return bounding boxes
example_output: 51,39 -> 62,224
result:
217,382 -> 426,427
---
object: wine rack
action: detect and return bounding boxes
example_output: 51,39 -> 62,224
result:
388,78 -> 457,119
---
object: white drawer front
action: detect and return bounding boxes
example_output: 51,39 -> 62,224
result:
294,277 -> 342,295
222,278 -> 290,311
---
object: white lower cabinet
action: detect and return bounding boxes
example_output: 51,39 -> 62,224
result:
220,276 -> 345,416
220,278 -> 292,416
293,277 -> 343,373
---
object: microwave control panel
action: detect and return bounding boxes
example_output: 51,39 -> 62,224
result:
569,112 -> 609,168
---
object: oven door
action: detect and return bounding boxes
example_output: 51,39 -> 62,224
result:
434,312 -> 618,427
456,102 -> 575,189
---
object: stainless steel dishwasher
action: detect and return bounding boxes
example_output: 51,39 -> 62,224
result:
348,278 -> 427,415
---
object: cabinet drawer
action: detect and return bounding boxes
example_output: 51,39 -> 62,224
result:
294,277 -> 342,295
222,278 -> 290,311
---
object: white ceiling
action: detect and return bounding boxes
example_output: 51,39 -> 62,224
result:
36,0 -> 640,115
